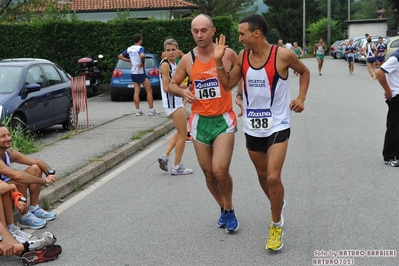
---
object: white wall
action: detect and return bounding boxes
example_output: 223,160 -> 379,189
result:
348,22 -> 388,38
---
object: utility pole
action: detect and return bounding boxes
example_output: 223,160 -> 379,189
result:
303,0 -> 306,51
327,0 -> 331,46
348,0 -> 350,20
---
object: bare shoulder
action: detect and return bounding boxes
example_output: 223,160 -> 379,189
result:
277,46 -> 296,58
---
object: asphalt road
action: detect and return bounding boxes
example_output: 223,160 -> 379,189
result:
4,56 -> 399,266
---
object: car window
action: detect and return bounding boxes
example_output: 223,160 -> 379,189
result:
391,40 -> 399,48
0,66 -> 22,94
27,66 -> 46,87
42,64 -> 63,86
54,64 -> 70,81
145,57 -> 155,68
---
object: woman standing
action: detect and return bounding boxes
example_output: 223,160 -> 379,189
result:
157,39 -> 193,175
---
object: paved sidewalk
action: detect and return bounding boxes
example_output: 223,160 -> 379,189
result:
12,93 -> 177,209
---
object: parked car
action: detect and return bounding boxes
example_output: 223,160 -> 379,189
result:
0,58 -> 76,131
385,35 -> 399,58
110,54 -> 161,102
330,40 -> 341,59
357,36 -> 387,63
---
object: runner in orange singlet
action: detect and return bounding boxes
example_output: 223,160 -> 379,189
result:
168,14 -> 240,233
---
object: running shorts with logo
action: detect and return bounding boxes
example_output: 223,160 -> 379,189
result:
189,110 -> 237,146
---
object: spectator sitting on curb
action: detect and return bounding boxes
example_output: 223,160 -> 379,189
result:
0,180 -> 34,243
0,123 -> 57,230
0,220 -> 62,265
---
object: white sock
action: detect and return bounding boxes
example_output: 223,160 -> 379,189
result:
7,224 -> 14,231
272,219 -> 282,227
29,205 -> 39,212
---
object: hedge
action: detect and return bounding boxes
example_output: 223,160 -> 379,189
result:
0,16 -> 240,83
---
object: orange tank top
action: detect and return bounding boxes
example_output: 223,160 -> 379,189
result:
189,50 -> 232,116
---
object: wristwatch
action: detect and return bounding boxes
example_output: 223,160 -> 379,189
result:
46,169 -> 56,176
18,196 -> 27,203
0,235 -> 2,242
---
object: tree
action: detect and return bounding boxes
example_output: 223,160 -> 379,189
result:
0,0 -> 50,22
384,0 -> 399,29
307,18 -> 343,48
0,0 -> 74,23
263,0 -> 322,46
190,0 -> 258,20
353,0 -> 384,19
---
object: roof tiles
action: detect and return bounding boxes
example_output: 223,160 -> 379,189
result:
59,0 -> 198,12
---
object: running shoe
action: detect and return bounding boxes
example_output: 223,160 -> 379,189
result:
9,226 -> 33,243
370,76 -> 376,80
384,159 -> 399,167
22,245 -> 62,266
171,164 -> 193,175
158,154 -> 169,172
217,209 -> 227,228
32,208 -> 56,221
148,109 -> 160,116
136,110 -> 144,116
186,136 -> 193,142
266,224 -> 283,250
28,232 -> 57,251
225,209 -> 239,232
19,212 -> 47,230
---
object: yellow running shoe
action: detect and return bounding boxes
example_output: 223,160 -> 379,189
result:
266,224 -> 283,250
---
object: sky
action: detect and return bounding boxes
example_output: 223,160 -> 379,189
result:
254,0 -> 268,14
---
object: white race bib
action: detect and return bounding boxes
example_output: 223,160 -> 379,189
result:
246,108 -> 273,129
194,77 -> 221,100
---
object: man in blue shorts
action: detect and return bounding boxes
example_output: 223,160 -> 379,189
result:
361,38 -> 377,80
376,36 -> 387,68
345,39 -> 358,75
118,34 -> 160,116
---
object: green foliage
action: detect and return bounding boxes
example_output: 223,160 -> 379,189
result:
1,117 -> 39,154
353,0 -> 384,19
263,0 -> 323,46
307,18 -> 343,48
384,0 -> 399,29
0,16 -> 239,84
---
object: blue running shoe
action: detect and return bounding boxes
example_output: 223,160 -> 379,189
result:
226,209 -> 239,232
217,209 -> 227,228
19,212 -> 47,230
32,208 -> 56,221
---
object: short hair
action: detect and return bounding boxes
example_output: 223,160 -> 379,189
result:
133,34 -> 142,43
164,38 -> 179,50
378,36 -> 383,39
239,14 -> 268,37
0,123 -> 5,128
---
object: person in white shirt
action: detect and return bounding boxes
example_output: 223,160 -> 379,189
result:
375,48 -> 399,167
118,34 -> 160,116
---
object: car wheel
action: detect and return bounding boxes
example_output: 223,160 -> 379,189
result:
11,114 -> 27,132
62,103 -> 77,130
110,92 -> 120,101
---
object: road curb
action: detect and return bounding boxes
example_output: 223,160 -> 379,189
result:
38,119 -> 176,208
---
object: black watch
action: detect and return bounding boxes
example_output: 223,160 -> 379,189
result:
18,196 -> 27,203
46,169 -> 55,176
